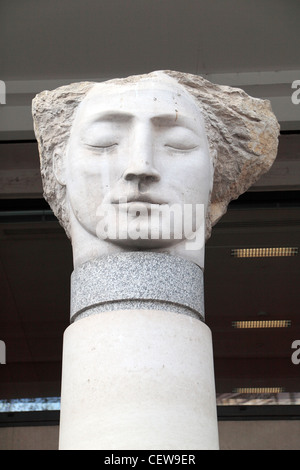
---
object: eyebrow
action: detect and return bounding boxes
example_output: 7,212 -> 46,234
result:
150,113 -> 195,128
85,111 -> 134,124
84,111 -> 198,131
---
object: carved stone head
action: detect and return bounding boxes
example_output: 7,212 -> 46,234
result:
32,71 -> 279,268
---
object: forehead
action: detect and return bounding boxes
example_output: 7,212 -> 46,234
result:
74,78 -> 205,130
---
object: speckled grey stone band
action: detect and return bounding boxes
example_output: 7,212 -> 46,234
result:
70,252 -> 204,322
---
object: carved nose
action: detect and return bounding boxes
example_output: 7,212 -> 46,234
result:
123,165 -> 160,184
123,151 -> 160,184
123,124 -> 161,184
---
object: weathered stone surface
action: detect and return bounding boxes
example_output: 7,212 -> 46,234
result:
32,70 -> 279,249
32,71 -> 279,451
164,71 -> 280,236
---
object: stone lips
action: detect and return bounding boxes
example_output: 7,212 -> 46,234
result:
32,70 -> 280,241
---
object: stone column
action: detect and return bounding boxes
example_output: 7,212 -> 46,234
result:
32,70 -> 279,450
59,253 -> 218,450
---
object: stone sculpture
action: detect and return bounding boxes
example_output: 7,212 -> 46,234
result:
32,71 -> 279,450
32,71 -> 279,269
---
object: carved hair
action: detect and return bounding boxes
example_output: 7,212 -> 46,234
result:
32,71 -> 279,239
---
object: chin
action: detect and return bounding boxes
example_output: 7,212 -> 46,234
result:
103,236 -> 185,250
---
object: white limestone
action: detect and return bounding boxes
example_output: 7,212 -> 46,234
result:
32,70 -> 279,268
32,70 -> 279,451
59,310 -> 219,450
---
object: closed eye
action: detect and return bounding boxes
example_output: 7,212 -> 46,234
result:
86,143 -> 118,149
165,144 -> 199,151
162,127 -> 200,152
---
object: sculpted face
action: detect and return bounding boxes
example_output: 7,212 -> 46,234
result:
57,78 -> 213,253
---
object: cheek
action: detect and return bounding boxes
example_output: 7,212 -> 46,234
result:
184,156 -> 212,202
66,168 -> 105,218
185,153 -> 211,180
67,147 -> 124,186
66,154 -> 106,191
195,152 -> 212,184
